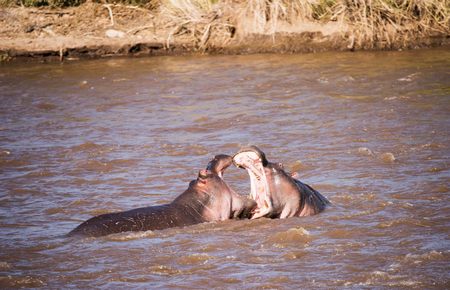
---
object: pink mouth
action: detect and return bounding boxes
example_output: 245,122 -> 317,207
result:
233,150 -> 273,219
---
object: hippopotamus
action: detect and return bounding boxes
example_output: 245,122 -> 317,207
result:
68,154 -> 256,237
233,146 -> 330,219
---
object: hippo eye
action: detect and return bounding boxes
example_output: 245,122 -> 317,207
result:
198,170 -> 209,179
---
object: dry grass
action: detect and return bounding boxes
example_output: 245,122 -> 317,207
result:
158,0 -> 234,48
334,0 -> 450,49
158,0 -> 449,49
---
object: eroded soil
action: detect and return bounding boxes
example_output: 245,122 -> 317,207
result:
0,3 -> 448,61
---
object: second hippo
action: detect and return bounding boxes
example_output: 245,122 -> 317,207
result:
233,146 -> 330,219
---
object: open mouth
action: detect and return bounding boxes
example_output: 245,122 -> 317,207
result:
233,148 -> 273,219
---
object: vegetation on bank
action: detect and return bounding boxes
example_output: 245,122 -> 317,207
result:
1,0 -> 449,50
157,0 -> 449,49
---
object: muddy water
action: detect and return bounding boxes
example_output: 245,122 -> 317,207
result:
1,49 -> 449,288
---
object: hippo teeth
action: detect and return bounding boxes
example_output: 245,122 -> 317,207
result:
233,150 -> 273,218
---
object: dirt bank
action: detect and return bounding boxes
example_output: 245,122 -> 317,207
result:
0,2 -> 448,62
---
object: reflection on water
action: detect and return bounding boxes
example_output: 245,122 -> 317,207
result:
1,48 -> 449,288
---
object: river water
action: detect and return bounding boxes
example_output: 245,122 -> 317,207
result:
0,49 -> 449,288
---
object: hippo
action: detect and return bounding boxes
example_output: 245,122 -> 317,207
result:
233,146 -> 330,219
68,155 -> 256,237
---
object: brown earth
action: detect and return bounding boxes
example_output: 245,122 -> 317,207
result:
0,2 -> 448,62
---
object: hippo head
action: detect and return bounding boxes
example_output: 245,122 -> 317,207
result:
233,146 -> 329,219
206,154 -> 233,179
185,155 -> 256,221
232,146 -> 274,219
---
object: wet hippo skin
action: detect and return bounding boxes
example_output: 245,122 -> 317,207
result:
69,155 -> 256,237
233,146 -> 330,219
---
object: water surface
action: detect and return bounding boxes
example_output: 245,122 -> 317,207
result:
0,49 -> 449,288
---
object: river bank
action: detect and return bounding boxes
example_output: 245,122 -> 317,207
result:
0,1 -> 449,61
